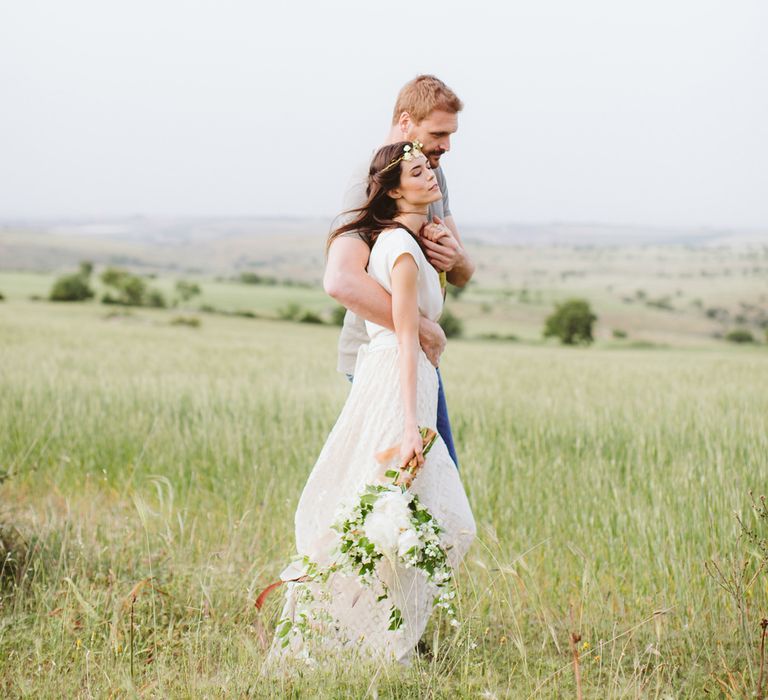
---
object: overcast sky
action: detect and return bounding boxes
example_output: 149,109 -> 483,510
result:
1,0 -> 766,228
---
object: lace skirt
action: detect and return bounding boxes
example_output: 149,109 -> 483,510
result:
267,345 -> 476,665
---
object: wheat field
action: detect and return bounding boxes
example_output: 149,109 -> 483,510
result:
1,299 -> 767,698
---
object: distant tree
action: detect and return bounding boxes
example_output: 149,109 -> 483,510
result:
299,311 -> 324,324
0,291 -> 5,301
331,305 -> 347,326
238,271 -> 277,285
646,296 -> 674,311
101,267 -> 143,305
438,308 -> 464,339
100,266 -> 166,307
146,289 -> 167,308
447,284 -> 467,300
543,299 -> 597,345
100,267 -> 127,288
278,303 -> 302,321
50,261 -> 95,302
706,307 -> 729,321
175,279 -> 201,303
725,329 -> 755,344
612,329 -> 628,339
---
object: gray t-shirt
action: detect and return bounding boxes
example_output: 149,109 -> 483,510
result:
335,157 -> 451,375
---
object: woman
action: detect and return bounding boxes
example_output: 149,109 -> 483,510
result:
269,141 -> 475,665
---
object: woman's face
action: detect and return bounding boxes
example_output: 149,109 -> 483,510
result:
390,154 -> 442,211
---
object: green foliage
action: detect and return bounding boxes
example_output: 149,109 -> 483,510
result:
739,493 -> 768,563
646,296 -> 674,311
612,329 -> 628,339
299,310 -> 324,324
0,518 -> 29,591
146,289 -> 167,308
276,303 -> 327,325
170,316 -> 201,328
543,298 -> 597,345
477,333 -> 518,342
175,279 -> 201,303
331,305 -> 347,327
101,267 -> 146,305
278,303 -> 302,321
725,328 -> 755,344
49,262 -> 95,302
100,267 -> 165,308
0,291 -> 5,301
238,271 -> 277,285
706,306 -> 729,321
447,284 -> 467,300
438,308 -> 464,338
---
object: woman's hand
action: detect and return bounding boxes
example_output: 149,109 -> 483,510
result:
420,216 -> 464,272
397,424 -> 425,487
420,217 -> 451,243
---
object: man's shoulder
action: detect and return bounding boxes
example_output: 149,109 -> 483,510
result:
337,230 -> 370,245
340,150 -> 376,213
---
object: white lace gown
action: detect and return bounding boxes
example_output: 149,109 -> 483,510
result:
269,228 -> 476,665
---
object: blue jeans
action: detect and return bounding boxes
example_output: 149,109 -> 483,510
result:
346,367 -> 459,469
436,368 -> 459,469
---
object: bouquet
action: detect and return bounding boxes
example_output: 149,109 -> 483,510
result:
269,427 -> 459,647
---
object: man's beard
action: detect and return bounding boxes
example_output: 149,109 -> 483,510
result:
426,149 -> 445,166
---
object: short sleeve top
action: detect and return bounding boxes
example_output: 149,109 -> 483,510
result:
364,228 -> 443,347
335,156 -> 452,374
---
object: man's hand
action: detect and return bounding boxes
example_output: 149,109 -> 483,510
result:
418,317 -> 446,367
420,216 -> 465,272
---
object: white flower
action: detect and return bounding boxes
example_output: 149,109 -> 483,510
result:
397,528 -> 421,557
363,491 -> 413,557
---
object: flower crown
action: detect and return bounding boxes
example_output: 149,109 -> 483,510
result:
378,140 -> 424,174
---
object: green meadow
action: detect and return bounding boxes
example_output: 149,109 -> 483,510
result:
1,288 -> 767,697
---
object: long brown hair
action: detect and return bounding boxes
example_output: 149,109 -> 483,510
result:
327,141 -> 415,253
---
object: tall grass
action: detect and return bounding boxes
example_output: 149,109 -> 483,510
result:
1,301 -> 767,697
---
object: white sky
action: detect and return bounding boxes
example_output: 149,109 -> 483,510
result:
1,0 -> 766,228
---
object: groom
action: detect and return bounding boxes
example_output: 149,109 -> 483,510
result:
323,74 -> 475,467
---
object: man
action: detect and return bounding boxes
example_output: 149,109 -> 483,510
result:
323,74 -> 475,466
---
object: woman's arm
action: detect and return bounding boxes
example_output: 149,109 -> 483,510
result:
391,253 -> 425,472
324,236 -> 448,367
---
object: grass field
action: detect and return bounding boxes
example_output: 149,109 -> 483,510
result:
3,245 -> 767,348
1,296 -> 767,698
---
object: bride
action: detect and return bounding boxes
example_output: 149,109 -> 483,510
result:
269,141 -> 476,665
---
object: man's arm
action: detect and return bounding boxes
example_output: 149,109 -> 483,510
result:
324,235 -> 447,366
323,235 -> 393,328
443,215 -> 475,287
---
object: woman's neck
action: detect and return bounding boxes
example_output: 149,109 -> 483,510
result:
394,208 -> 429,237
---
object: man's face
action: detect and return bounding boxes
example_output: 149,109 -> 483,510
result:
405,110 -> 458,169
